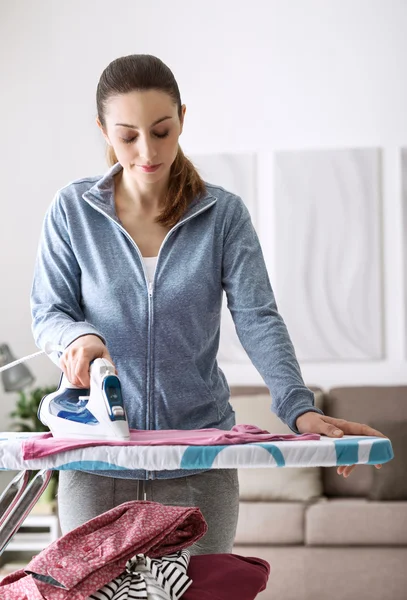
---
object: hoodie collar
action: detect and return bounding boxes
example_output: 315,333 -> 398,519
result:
82,162 -> 217,224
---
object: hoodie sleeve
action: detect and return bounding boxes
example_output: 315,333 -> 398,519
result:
221,195 -> 323,433
30,193 -> 106,367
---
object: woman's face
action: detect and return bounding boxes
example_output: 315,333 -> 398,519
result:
98,89 -> 185,184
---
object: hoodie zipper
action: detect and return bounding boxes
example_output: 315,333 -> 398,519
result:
145,200 -> 217,423
84,197 -> 217,479
146,278 -> 153,467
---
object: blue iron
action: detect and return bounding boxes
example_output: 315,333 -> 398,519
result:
38,358 -> 130,440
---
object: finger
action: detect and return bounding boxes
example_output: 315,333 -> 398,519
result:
58,355 -> 67,379
321,422 -> 344,437
108,356 -> 117,371
61,351 -> 78,386
60,361 -> 73,387
343,465 -> 357,477
337,465 -> 356,477
66,357 -> 79,386
322,416 -> 386,438
74,360 -> 91,388
65,358 -> 76,386
307,415 -> 343,437
100,350 -> 115,367
337,464 -> 354,476
60,349 -> 71,380
338,463 -> 382,475
64,356 -> 83,387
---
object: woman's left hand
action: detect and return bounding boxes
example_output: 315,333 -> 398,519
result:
296,412 -> 387,478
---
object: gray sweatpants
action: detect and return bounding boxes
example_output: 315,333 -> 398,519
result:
57,469 -> 239,555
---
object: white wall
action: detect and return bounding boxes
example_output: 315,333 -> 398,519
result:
1,0 -> 407,428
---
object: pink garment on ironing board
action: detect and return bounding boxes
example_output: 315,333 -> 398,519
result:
22,424 -> 320,460
0,500 -> 207,600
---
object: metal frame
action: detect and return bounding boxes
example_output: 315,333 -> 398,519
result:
0,469 -> 52,556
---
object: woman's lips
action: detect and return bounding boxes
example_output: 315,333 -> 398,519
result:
139,164 -> 162,173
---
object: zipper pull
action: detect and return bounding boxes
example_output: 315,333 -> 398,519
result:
148,282 -> 153,296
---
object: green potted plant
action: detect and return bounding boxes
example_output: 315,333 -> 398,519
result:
9,387 -> 55,433
8,386 -> 59,510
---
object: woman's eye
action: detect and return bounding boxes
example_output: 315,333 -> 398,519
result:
153,131 -> 169,139
122,137 -> 137,144
121,131 -> 169,144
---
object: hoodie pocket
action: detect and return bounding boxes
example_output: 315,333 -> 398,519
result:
153,360 -> 221,430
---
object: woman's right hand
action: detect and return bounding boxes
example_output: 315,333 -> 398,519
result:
59,334 -> 116,388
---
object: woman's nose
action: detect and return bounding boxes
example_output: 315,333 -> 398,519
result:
138,137 -> 157,162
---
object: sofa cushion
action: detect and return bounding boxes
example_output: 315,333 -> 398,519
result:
322,386 -> 407,498
230,386 -> 324,501
305,498 -> 407,545
235,501 -> 305,545
368,420 -> 407,501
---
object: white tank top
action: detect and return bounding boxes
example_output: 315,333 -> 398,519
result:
142,256 -> 158,284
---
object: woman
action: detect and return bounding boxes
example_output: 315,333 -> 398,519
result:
30,54 -> 383,553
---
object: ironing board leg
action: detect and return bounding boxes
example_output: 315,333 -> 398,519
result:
0,470 -> 31,527
0,469 -> 53,556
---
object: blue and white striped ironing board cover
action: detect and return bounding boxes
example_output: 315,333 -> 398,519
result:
0,432 -> 393,472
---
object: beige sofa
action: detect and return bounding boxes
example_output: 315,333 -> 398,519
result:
230,385 -> 407,600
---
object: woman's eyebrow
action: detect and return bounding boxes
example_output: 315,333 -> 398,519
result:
115,116 -> 173,129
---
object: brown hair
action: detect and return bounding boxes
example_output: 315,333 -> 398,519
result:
96,54 -> 206,227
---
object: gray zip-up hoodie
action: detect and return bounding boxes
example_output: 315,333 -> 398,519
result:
30,162 -> 323,480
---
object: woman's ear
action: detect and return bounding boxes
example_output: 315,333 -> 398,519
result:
179,104 -> 186,134
96,117 -> 111,145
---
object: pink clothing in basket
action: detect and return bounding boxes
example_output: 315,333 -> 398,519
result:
22,425 -> 320,460
0,500 -> 207,600
184,553 -> 270,600
90,553 -> 270,600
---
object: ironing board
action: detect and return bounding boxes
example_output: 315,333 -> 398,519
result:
0,432 -> 393,556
